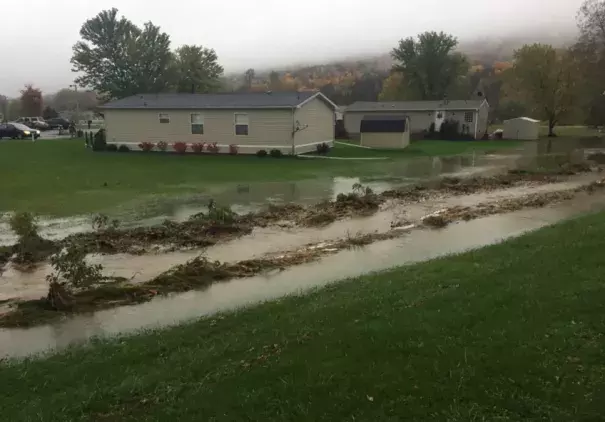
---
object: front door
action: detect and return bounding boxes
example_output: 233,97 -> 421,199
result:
434,110 -> 445,131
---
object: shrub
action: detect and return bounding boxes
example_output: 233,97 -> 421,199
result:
191,142 -> 205,153
437,119 -> 475,141
173,142 -> 188,154
106,144 -> 118,152
46,244 -> 103,290
270,149 -> 283,158
76,129 -> 84,138
229,144 -> 239,155
92,129 -> 106,151
91,214 -> 120,231
118,144 -> 131,152
316,142 -> 330,155
207,142 -> 220,154
9,211 -> 57,264
256,149 -> 268,157
9,211 -> 38,239
191,199 -> 237,224
139,141 -> 154,152
157,141 -> 168,151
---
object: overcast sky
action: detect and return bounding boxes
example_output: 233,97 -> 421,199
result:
0,0 -> 583,97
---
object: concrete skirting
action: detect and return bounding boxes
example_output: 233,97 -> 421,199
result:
105,140 -> 334,156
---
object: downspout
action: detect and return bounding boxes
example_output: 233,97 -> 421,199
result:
474,109 -> 479,139
291,106 -> 296,155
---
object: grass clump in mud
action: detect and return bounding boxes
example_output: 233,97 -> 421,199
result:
190,199 -> 238,224
91,214 -> 120,231
304,183 -> 381,226
7,211 -> 57,267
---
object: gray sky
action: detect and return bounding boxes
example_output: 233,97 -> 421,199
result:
0,0 -> 583,97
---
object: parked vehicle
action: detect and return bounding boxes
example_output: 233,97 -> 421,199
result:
45,117 -> 70,130
0,122 -> 41,139
16,116 -> 50,131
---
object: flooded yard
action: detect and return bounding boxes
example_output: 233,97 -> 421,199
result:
2,138 -> 605,358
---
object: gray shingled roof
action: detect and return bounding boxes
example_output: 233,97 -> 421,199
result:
346,100 -> 486,112
100,91 -> 324,110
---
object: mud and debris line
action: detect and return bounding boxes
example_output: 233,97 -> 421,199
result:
2,176 -> 605,328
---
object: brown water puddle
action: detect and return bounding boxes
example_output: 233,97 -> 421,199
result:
2,190 -> 605,358
1,173 -> 601,303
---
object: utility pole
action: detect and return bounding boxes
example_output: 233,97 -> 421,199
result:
69,84 -> 79,128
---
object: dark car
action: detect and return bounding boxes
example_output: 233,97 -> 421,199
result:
46,117 -> 70,130
0,123 -> 41,140
16,117 -> 50,131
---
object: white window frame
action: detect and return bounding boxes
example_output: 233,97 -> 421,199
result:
464,112 -> 474,123
234,113 -> 249,136
158,113 -> 170,124
190,113 -> 204,134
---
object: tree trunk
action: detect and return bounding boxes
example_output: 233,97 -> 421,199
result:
548,118 -> 557,137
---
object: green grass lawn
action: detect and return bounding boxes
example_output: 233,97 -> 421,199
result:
0,138 -> 521,216
2,211 -> 605,420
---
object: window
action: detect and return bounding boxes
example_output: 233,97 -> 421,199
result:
465,112 -> 474,123
235,113 -> 249,136
191,113 -> 204,134
158,113 -> 170,124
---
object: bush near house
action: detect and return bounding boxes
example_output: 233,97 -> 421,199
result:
173,142 -> 188,154
156,141 -> 168,151
117,145 -> 130,152
270,149 -> 283,158
191,143 -> 205,153
207,142 -> 220,154
105,144 -> 118,152
91,129 -> 106,151
138,142 -> 154,152
316,142 -> 331,155
228,144 -> 239,155
256,149 -> 268,158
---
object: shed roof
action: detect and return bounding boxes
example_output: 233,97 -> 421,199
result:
347,99 -> 486,112
100,91 -> 336,110
360,115 -> 408,133
505,117 -> 540,123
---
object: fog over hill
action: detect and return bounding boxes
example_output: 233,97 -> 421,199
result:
246,24 -> 578,77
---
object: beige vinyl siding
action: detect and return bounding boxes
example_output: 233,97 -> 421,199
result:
361,132 -> 410,149
104,108 -> 293,146
345,111 -> 430,137
345,105 -> 489,139
293,97 -> 334,145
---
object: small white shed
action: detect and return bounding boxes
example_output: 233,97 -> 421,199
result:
504,117 -> 540,140
360,115 -> 410,149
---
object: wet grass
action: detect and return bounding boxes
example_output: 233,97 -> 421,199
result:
0,138 -> 522,216
2,211 -> 605,420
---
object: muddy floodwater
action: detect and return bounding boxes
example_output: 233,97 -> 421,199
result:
2,190 -> 605,358
1,173 -> 599,302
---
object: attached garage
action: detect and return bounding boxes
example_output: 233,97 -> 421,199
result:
503,117 -> 540,140
360,115 -> 410,149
